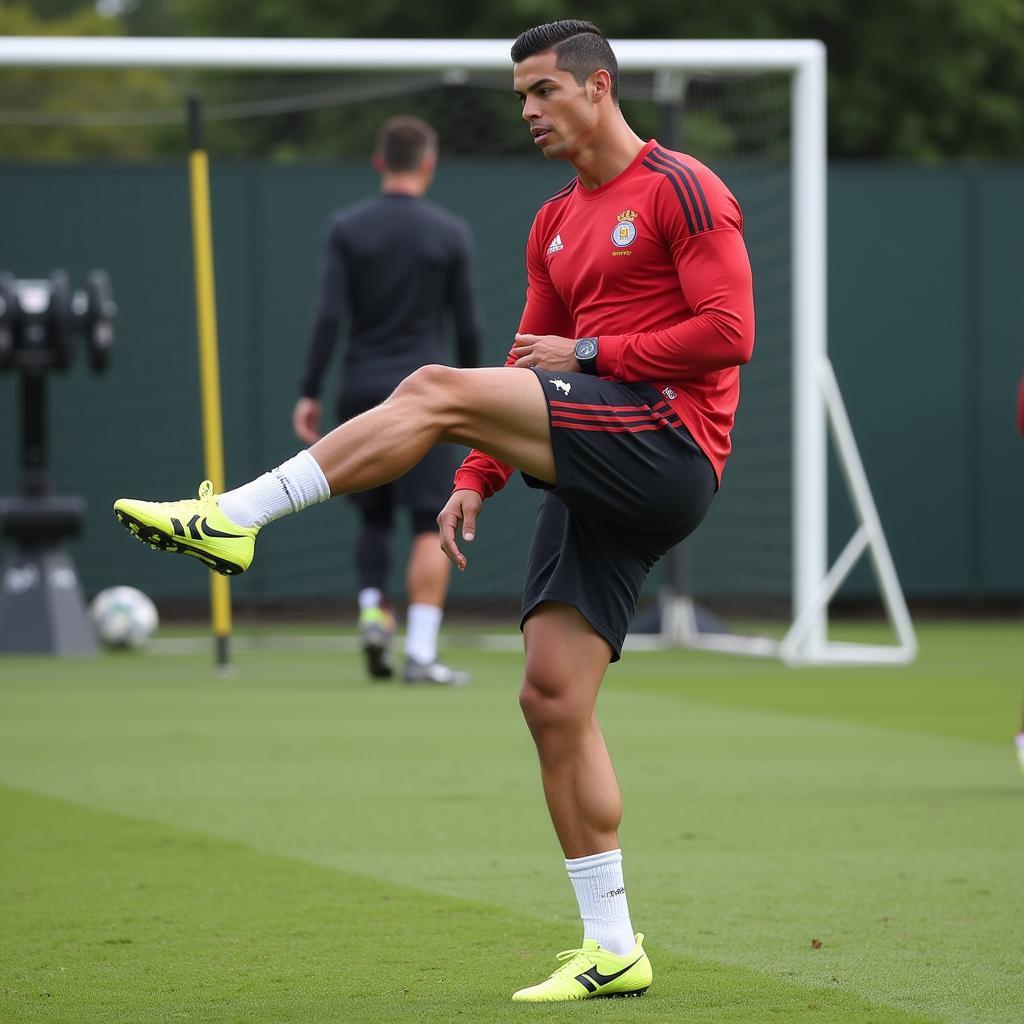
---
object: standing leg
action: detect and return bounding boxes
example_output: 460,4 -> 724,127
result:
510,600 -> 652,1002
402,531 -> 454,677
401,439 -> 464,682
405,532 -> 450,609
403,528 -> 468,684
520,602 -> 620,856
519,602 -> 636,956
355,500 -> 394,602
355,498 -> 397,680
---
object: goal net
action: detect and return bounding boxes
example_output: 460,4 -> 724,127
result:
0,38 -> 915,665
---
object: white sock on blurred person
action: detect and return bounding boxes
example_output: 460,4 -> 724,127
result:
405,603 -> 442,664
218,451 -> 329,529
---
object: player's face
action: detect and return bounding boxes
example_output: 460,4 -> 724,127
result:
513,51 -> 596,162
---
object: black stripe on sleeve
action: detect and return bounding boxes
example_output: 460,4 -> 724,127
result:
641,160 -> 696,235
646,149 -> 706,232
652,148 -> 714,230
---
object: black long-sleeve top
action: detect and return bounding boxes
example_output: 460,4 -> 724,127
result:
299,192 -> 482,406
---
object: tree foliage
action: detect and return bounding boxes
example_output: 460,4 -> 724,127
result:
173,0 -> 1024,160
3,0 -> 1024,160
0,3 -> 183,159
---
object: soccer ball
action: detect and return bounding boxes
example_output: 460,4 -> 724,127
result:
90,586 -> 159,650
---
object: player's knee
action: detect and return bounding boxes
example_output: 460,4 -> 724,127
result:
393,364 -> 460,412
519,673 -> 579,735
518,678 -> 549,732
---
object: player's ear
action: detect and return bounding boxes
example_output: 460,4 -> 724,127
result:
372,152 -> 385,174
588,69 -> 613,103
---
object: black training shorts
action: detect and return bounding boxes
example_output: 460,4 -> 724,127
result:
520,370 -> 717,661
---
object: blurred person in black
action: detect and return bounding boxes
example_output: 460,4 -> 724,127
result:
292,115 -> 482,685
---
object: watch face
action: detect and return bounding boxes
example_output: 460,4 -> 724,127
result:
576,338 -> 598,360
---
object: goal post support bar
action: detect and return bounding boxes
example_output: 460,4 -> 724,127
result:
662,355 -> 918,666
0,36 -> 914,666
781,357 -> 917,666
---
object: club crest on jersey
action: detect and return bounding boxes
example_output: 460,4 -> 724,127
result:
611,209 -> 638,248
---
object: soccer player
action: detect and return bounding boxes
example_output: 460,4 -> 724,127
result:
114,20 -> 755,1001
292,115 -> 481,685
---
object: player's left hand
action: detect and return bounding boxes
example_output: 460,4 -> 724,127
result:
511,333 -> 579,372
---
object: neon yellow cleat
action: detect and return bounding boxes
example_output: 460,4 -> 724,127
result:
359,606 -> 396,680
113,480 -> 258,576
511,934 -> 652,1002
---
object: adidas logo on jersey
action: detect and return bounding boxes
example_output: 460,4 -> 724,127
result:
547,234 -> 564,255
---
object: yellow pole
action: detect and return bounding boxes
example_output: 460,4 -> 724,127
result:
187,94 -> 232,669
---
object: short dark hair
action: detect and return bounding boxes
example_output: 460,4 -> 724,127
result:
375,115 -> 437,173
510,20 -> 619,101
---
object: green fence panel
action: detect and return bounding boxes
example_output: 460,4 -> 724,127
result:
828,167 -> 971,595
1,161 -> 1022,606
976,170 -> 1024,596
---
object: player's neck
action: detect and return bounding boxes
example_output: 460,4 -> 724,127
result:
381,174 -> 429,197
571,120 -> 647,191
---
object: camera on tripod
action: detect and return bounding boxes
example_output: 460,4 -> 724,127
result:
0,268 -> 117,654
0,269 -> 115,375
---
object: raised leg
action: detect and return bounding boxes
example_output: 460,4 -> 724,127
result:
309,365 -> 555,494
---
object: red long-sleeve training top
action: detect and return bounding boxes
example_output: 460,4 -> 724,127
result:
454,139 -> 755,498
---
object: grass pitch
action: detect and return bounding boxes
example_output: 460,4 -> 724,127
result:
1,621 -> 1021,1023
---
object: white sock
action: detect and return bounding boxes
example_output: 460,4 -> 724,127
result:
565,849 -> 635,956
358,588 -> 382,613
218,451 -> 330,529
405,603 -> 442,664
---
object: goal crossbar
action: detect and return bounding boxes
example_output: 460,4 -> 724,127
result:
0,37 -> 824,72
0,36 -> 915,666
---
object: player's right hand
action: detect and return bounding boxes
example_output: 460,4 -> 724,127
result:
438,488 -> 483,571
292,397 -> 322,444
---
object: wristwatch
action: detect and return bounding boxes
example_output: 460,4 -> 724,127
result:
574,336 -> 599,375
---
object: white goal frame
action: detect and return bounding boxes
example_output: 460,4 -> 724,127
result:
0,36 -> 917,666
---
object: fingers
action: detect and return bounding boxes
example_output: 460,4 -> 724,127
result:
437,508 -> 466,571
511,337 -> 535,368
437,491 -> 482,572
461,502 -> 477,542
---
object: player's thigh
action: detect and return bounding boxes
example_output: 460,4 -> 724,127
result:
419,366 -> 555,485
